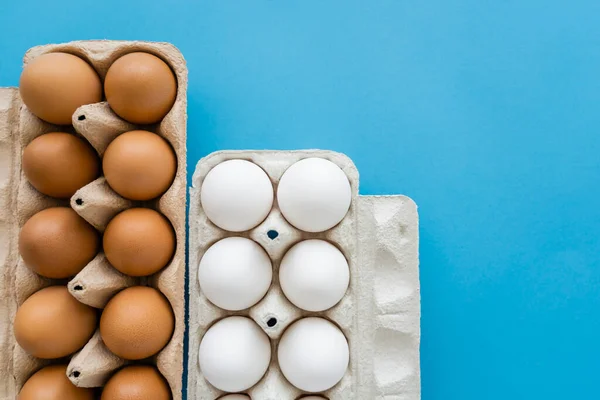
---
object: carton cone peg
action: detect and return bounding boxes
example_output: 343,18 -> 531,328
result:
71,177 -> 133,232
67,330 -> 126,388
68,253 -> 137,309
72,102 -> 136,157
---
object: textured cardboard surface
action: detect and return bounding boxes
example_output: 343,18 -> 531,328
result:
0,40 -> 186,400
0,88 -> 20,400
188,150 -> 420,399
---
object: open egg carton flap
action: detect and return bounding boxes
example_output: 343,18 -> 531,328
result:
0,88 -> 20,400
188,150 -> 420,400
0,40 -> 187,400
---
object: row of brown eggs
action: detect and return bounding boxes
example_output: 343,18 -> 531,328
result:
19,206 -> 175,279
19,365 -> 171,400
19,51 -> 176,125
23,129 -> 176,202
15,51 -> 178,400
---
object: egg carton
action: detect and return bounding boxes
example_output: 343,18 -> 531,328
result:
0,40 -> 187,399
188,150 -> 420,400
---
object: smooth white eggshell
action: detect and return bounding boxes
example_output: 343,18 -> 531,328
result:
199,317 -> 271,392
277,157 -> 351,232
201,159 -> 274,232
199,237 -> 272,311
280,239 -> 349,312
278,317 -> 349,392
219,395 -> 251,399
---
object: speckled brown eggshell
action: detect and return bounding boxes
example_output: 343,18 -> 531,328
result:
18,365 -> 94,400
104,52 -> 177,124
101,365 -> 171,400
100,286 -> 174,360
19,207 -> 100,279
14,286 -> 97,359
102,130 -> 177,201
103,208 -> 175,277
22,132 -> 100,199
19,52 -> 102,125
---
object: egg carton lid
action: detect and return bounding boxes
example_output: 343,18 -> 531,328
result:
188,150 -> 421,400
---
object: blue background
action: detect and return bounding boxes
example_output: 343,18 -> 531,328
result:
2,1 -> 600,399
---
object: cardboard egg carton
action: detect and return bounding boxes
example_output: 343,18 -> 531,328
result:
188,150 -> 420,400
0,40 -> 186,399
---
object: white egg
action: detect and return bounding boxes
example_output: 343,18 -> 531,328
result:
199,317 -> 271,392
278,317 -> 349,392
199,237 -> 272,311
277,158 -> 351,232
201,159 -> 273,232
219,395 -> 250,399
280,240 -> 349,312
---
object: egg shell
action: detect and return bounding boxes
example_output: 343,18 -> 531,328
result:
219,395 -> 251,400
19,207 -> 100,279
277,157 -> 351,233
199,316 -> 271,392
100,286 -> 174,360
279,239 -> 349,312
102,130 -> 177,201
14,286 -> 97,359
104,52 -> 177,124
22,132 -> 100,199
18,365 -> 94,400
198,237 -> 272,311
278,317 -> 349,392
19,52 -> 102,125
200,159 -> 274,232
103,208 -> 175,277
101,365 -> 171,400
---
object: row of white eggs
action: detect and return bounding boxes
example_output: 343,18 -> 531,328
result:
200,317 -> 349,394
201,157 -> 352,233
199,237 -> 349,312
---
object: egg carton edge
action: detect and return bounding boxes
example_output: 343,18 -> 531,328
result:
0,88 -> 21,400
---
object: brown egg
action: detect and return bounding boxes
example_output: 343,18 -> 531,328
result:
102,130 -> 177,200
19,52 -> 102,125
104,52 -> 177,124
14,286 -> 97,359
19,207 -> 99,279
101,365 -> 171,400
19,364 -> 94,400
100,286 -> 174,360
103,208 -> 175,277
22,132 -> 100,198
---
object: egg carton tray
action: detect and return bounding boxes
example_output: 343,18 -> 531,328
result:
0,40 -> 187,400
188,150 -> 420,400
